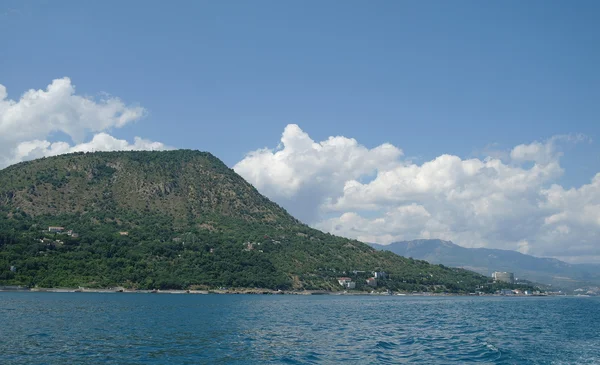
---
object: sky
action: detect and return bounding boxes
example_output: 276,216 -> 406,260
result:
1,1 -> 599,263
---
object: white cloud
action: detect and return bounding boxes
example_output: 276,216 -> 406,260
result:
517,239 -> 531,254
233,124 -> 402,222
7,133 -> 172,167
316,204 -> 432,244
0,78 -> 168,168
536,174 -> 600,260
236,124 -> 600,263
510,134 -> 589,164
510,141 -> 553,164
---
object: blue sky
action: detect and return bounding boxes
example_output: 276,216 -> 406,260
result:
1,1 -> 599,262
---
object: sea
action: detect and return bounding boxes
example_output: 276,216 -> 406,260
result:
0,293 -> 599,364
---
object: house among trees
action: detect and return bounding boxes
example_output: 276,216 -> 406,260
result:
373,271 -> 387,279
338,277 -> 356,289
366,277 -> 378,287
48,226 -> 64,233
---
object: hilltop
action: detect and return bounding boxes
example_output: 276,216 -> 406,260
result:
370,239 -> 600,290
0,150 -> 532,293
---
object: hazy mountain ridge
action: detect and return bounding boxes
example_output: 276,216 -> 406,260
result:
370,239 -> 600,289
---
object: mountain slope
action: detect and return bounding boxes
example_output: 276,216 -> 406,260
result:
370,239 -> 600,289
0,150 -> 296,226
0,150 -> 531,292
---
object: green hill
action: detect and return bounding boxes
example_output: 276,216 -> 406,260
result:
0,150 -> 531,292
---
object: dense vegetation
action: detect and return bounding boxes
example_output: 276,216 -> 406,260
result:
0,150 -> 535,293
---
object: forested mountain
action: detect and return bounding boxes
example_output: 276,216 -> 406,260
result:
0,150 -> 532,292
370,239 -> 600,289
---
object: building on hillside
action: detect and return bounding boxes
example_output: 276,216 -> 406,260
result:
48,227 -> 64,233
500,289 -> 514,295
338,277 -> 356,289
373,271 -> 387,279
366,277 -> 377,287
119,232 -> 129,236
9,266 -> 16,272
492,271 -> 515,284
338,277 -> 351,286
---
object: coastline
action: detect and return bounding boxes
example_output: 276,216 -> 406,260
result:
0,286 -> 557,297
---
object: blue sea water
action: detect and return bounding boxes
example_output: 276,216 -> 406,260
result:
1,293 -> 599,364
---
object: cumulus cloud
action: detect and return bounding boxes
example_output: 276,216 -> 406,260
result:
236,125 -> 600,263
233,124 -> 402,222
0,78 -> 168,168
7,133 -> 171,167
510,134 -> 589,164
316,204 -> 432,245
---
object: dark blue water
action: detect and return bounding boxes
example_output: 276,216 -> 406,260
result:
1,293 -> 599,364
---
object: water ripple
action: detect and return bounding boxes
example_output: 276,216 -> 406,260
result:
1,293 -> 599,364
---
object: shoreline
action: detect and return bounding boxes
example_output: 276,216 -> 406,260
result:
0,287 -> 559,297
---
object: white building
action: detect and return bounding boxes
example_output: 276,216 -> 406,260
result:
373,271 -> 387,279
338,277 -> 356,289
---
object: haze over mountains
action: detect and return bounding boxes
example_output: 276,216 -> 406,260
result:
370,240 -> 600,290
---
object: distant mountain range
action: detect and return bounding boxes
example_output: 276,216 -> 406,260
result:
370,239 -> 600,290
